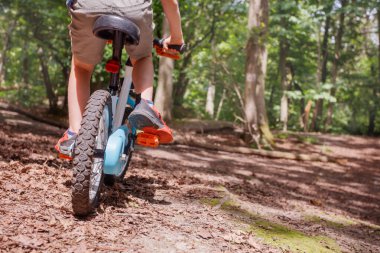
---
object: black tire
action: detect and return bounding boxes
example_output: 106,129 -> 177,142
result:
72,90 -> 112,216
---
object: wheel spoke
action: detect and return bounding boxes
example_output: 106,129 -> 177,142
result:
89,105 -> 110,202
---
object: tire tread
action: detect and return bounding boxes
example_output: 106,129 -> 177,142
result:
72,90 -> 111,216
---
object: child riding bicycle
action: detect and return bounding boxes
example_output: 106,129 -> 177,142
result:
55,0 -> 184,156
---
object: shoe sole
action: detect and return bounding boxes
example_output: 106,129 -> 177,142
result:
128,110 -> 163,130
129,112 -> 173,144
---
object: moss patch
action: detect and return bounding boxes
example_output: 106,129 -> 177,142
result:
297,135 -> 320,145
200,197 -> 239,209
306,213 -> 380,237
360,220 -> 380,231
202,198 -> 341,252
200,198 -> 221,207
321,145 -> 333,154
305,214 -> 356,229
250,219 -> 340,253
276,132 -> 290,140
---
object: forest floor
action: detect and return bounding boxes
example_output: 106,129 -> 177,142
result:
0,107 -> 379,253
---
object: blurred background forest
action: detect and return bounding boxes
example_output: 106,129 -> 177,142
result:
0,0 -> 379,139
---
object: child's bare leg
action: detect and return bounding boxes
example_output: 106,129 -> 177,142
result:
128,55 -> 173,143
131,56 -> 154,100
68,57 -> 95,133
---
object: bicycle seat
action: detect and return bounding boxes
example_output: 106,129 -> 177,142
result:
93,15 -> 140,45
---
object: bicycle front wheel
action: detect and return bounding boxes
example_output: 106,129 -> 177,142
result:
72,90 -> 112,216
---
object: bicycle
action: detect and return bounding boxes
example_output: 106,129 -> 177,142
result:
70,15 -> 184,216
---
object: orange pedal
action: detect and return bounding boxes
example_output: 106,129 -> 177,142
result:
136,133 -> 159,148
58,153 -> 73,161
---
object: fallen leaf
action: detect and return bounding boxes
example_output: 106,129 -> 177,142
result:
11,235 -> 44,248
198,229 -> 213,239
310,199 -> 323,207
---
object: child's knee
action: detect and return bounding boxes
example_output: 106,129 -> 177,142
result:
72,57 -> 95,73
131,55 -> 152,66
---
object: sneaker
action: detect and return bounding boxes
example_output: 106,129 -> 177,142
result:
55,129 -> 77,159
128,99 -> 173,144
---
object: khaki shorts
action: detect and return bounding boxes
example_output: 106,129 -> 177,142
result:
67,0 -> 153,64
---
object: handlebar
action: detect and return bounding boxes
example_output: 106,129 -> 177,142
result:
153,38 -> 186,60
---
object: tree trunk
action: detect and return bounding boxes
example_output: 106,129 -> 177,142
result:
206,47 -> 216,118
326,0 -> 347,128
154,17 -> 175,122
173,54 -> 191,107
205,15 -> 217,118
205,84 -> 215,117
0,19 -> 17,85
279,39 -> 291,132
215,88 -> 226,120
278,4 -> 291,132
368,63 -> 377,135
303,100 -> 313,132
368,9 -> 380,135
368,88 -> 376,135
294,81 -> 306,128
62,65 -> 70,111
37,47 -> 58,112
244,0 -> 273,144
22,42 -> 30,85
311,7 -> 332,132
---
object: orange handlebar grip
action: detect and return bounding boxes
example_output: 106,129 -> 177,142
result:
154,45 -> 181,60
136,133 -> 159,148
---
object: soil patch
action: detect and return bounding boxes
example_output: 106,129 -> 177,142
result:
0,109 -> 379,252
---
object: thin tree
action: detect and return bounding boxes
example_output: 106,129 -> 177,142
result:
311,3 -> 333,132
37,47 -> 58,112
205,51 -> 216,118
0,19 -> 17,85
368,8 -> 380,135
205,10 -> 217,118
278,2 -> 291,132
325,0 -> 347,128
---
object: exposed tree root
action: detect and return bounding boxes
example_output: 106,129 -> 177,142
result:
0,101 -> 342,164
172,120 -> 236,134
174,135 -> 338,163
0,102 -> 67,129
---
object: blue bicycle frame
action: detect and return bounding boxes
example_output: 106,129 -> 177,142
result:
103,63 -> 136,177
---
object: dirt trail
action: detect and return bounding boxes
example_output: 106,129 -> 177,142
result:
0,108 -> 379,253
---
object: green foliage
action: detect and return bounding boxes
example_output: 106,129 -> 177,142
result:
275,132 -> 290,140
265,0 -> 380,134
0,0 -> 71,110
296,135 -> 320,145
177,0 -> 248,120
0,86 -> 46,108
304,214 -> 356,229
0,0 -> 379,135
